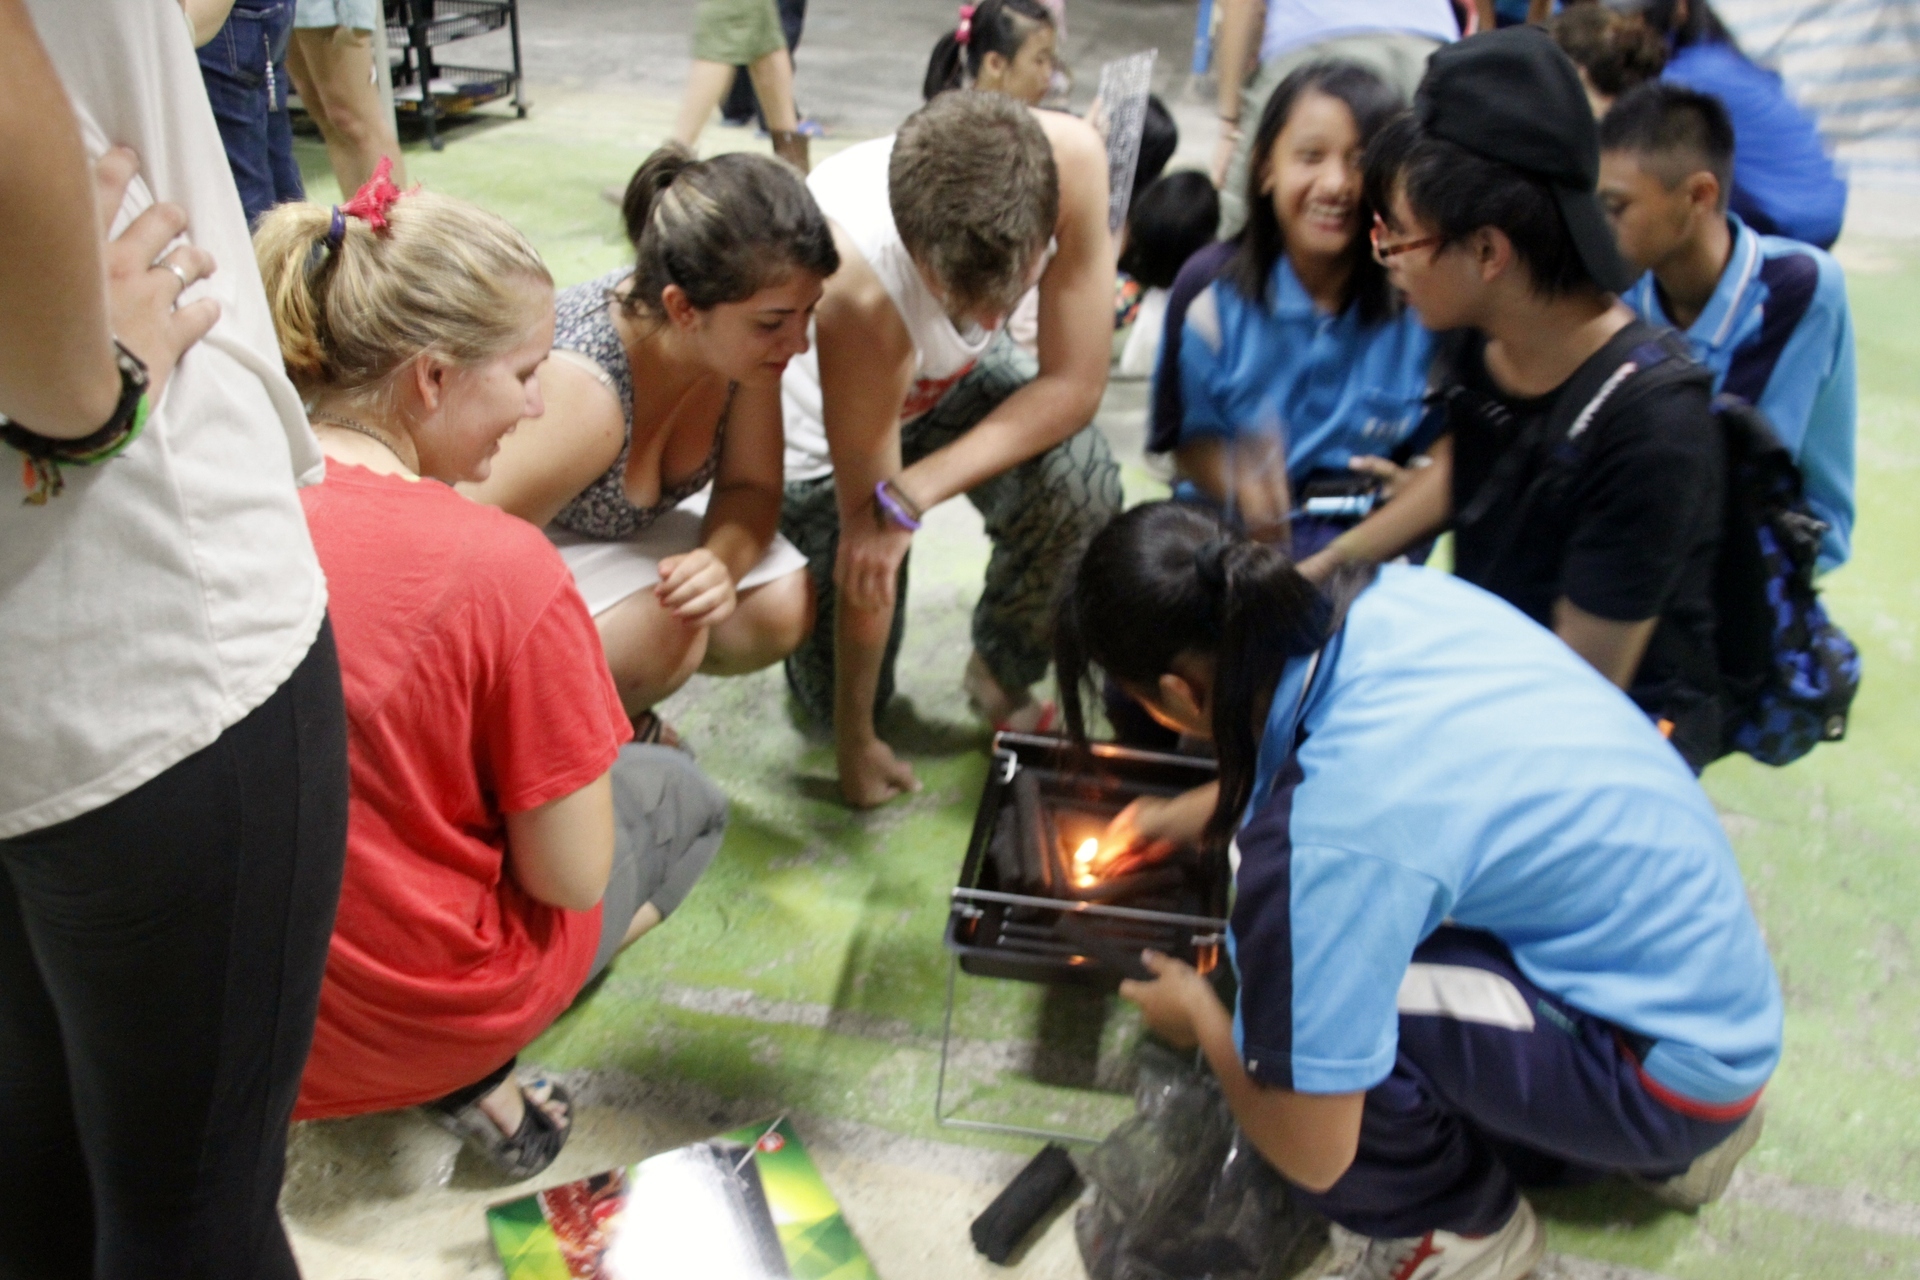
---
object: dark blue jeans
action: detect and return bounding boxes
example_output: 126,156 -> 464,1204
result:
198,0 -> 304,226
1291,928 -> 1754,1239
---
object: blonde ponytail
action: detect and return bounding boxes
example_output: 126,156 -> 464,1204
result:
253,191 -> 552,404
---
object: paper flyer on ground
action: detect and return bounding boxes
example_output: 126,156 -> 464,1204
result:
486,1117 -> 879,1279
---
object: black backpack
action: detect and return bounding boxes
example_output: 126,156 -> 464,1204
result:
1445,323 -> 1859,766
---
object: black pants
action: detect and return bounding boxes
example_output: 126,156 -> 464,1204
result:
0,623 -> 348,1280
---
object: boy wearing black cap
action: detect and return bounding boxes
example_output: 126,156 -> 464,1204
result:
1301,24 -> 1727,771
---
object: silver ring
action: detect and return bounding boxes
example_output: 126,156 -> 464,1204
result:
158,259 -> 192,290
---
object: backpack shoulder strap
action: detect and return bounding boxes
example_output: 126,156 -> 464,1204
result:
1452,320 -> 1668,532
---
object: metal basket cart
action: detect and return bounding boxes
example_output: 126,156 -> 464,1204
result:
384,0 -> 527,149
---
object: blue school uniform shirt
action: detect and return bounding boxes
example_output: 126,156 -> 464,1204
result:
1623,214 -> 1856,572
1228,565 -> 1783,1108
1663,42 -> 1847,250
1154,254 -> 1433,483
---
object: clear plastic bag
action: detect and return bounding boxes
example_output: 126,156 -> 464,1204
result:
1075,1043 -> 1328,1280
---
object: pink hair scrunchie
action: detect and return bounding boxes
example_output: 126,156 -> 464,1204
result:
338,155 -> 404,233
956,3 -> 975,45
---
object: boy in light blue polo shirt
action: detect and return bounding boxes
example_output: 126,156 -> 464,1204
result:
1599,81 -> 1856,572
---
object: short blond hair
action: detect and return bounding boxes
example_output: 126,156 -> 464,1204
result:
254,191 -> 552,406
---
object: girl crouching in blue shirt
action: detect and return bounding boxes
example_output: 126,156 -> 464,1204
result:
1150,61 -> 1435,559
1055,503 -> 1781,1280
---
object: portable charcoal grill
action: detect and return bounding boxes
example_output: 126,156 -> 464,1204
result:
935,732 -> 1230,1142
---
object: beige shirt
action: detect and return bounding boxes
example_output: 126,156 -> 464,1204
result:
0,0 -> 327,836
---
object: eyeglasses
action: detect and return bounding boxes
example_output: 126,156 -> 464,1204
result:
1369,215 -> 1443,266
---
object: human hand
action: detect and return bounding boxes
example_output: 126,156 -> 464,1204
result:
837,734 -> 921,809
96,146 -> 218,407
1348,454 -> 1419,503
1295,546 -> 1339,585
1096,796 -> 1184,874
834,520 -> 913,614
1118,951 -> 1216,1050
655,547 -> 738,628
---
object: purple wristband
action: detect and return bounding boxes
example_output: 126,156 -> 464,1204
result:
874,479 -> 922,532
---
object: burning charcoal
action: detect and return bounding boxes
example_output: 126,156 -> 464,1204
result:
1053,915 -> 1156,981
1013,770 -> 1056,895
1068,864 -> 1187,904
989,806 -> 1024,892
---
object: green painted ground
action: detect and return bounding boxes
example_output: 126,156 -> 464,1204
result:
298,96 -> 1920,1277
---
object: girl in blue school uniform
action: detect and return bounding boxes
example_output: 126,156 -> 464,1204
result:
1054,502 -> 1782,1280
1149,60 -> 1435,560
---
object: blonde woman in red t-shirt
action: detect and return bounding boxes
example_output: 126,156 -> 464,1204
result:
256,168 -> 727,1180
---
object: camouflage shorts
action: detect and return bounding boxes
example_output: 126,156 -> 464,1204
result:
780,336 -> 1122,727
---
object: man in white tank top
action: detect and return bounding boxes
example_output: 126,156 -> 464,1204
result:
779,91 -> 1118,807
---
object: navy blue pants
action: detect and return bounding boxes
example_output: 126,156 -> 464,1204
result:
1291,928 -> 1753,1239
198,0 -> 304,226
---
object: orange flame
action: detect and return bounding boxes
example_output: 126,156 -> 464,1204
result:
1073,837 -> 1099,887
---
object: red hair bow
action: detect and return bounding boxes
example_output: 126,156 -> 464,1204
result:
339,155 -> 404,233
956,3 -> 975,45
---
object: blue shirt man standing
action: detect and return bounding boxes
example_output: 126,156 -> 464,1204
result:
1599,82 -> 1856,572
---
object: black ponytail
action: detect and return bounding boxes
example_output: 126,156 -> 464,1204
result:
921,0 -> 1056,101
923,32 -> 967,100
1054,503 -> 1371,846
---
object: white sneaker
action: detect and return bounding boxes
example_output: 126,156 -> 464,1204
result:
1641,1102 -> 1765,1209
1347,1198 -> 1545,1280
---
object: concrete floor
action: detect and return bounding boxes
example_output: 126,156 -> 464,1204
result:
284,3 -> 1920,1277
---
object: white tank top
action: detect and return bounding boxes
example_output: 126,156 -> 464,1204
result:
782,135 -> 997,482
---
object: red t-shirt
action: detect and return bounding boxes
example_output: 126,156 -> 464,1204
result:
296,461 -> 631,1119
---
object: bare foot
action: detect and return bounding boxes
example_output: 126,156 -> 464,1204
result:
963,652 -> 1055,733
475,1072 -> 569,1140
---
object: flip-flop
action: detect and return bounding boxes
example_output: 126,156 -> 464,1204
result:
425,1072 -> 573,1181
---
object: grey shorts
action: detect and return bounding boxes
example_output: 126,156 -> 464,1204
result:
585,744 -> 728,980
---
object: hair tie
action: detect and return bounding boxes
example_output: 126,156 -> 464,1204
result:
324,206 -> 347,250
1194,537 -> 1232,595
338,155 -> 405,234
956,3 -> 975,45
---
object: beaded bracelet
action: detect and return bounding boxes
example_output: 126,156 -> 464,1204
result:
1,340 -> 151,505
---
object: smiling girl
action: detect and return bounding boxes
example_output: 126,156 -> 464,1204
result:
466,146 -> 838,745
256,177 -> 726,1177
1149,61 -> 1435,557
